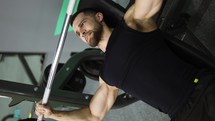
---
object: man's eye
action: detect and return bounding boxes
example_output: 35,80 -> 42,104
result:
77,32 -> 80,37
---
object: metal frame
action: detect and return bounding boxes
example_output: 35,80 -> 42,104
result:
0,53 -> 43,86
0,49 -> 138,109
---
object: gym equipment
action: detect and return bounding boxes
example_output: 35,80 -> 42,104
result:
37,0 -> 76,121
19,118 -> 44,121
43,63 -> 86,92
0,0 -> 215,119
0,49 -> 138,109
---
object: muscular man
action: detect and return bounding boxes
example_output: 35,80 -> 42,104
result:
36,0 -> 215,120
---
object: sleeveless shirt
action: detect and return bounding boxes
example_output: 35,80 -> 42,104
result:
100,19 -> 197,117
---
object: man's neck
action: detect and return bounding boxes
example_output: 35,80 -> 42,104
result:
97,27 -> 113,52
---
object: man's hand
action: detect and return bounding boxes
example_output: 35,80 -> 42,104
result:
34,78 -> 119,121
35,101 -> 54,119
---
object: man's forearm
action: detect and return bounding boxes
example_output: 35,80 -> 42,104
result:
49,107 -> 94,121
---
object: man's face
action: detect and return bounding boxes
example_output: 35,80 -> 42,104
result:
72,12 -> 103,47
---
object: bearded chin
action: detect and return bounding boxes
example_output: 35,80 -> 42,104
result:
90,24 -> 103,47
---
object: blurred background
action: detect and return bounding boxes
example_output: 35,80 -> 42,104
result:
0,0 -> 215,121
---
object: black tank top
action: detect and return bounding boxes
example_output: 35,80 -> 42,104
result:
100,19 -> 197,117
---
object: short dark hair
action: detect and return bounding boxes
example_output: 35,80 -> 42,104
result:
70,8 -> 100,26
70,7 -> 119,28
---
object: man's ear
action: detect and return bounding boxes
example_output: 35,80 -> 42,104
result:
95,12 -> 104,23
